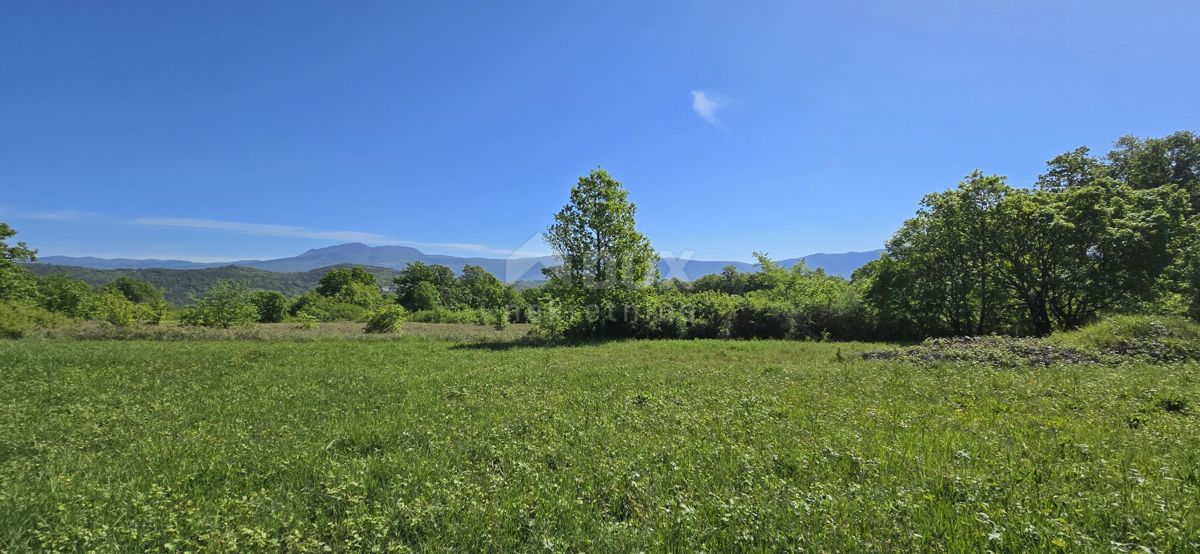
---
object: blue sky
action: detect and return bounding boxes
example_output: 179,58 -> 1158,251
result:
3,1 -> 1198,263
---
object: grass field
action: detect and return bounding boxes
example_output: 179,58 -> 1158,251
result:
1,327 -> 1198,551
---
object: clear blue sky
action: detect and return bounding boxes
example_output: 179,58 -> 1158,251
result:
3,1 -> 1198,263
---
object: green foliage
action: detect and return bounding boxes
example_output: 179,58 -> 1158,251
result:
288,292 -> 371,322
100,276 -> 165,305
866,142 -> 1195,338
24,263 -> 402,307
316,267 -> 384,309
393,262 -> 458,310
491,308 -> 510,330
457,265 -> 507,309
691,265 -> 765,295
2,338 -> 1198,551
293,312 -> 320,330
527,296 -> 578,339
249,290 -> 288,323
407,281 -> 443,311
748,255 -> 869,340
90,292 -> 138,327
0,223 -> 38,302
543,168 -> 658,336
1106,131 -> 1200,212
36,273 -> 96,318
181,280 -> 258,329
97,276 -> 171,324
1050,314 -> 1200,362
363,305 -> 407,334
874,172 -> 1011,336
406,308 -> 490,325
0,300 -> 66,338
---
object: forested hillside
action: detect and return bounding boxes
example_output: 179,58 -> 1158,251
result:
23,264 -> 400,306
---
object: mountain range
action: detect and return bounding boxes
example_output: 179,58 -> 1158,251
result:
34,243 -> 884,281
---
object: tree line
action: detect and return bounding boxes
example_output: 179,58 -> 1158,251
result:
2,131 -> 1196,339
528,131 -> 1198,339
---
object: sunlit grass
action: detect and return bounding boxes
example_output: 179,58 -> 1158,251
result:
1,332 -> 1197,551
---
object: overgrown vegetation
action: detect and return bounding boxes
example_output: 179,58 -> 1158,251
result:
363,305 -> 406,334
2,133 -> 1199,550
2,334 -> 1197,551
2,131 -> 1198,342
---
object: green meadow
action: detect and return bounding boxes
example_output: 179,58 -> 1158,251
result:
1,328 -> 1197,552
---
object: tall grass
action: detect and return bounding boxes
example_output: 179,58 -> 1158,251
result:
1,335 -> 1197,551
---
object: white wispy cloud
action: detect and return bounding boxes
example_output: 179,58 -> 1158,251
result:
133,217 -> 494,251
133,217 -> 392,243
3,207 -> 499,253
691,90 -> 724,126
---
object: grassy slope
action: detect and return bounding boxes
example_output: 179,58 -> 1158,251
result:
1,334 -> 1197,551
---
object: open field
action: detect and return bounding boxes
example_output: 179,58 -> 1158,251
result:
2,328 -> 1198,551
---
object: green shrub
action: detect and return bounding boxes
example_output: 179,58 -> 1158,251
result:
407,308 -> 489,325
1051,315 -> 1200,362
0,300 -> 67,338
36,274 -> 96,318
181,280 -> 259,329
250,290 -> 288,323
293,312 -> 319,330
528,297 -> 577,339
364,305 -> 407,334
681,291 -> 738,339
92,292 -> 137,327
491,308 -> 510,330
288,292 -> 371,322
731,296 -> 795,339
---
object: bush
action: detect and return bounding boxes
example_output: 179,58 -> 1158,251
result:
0,300 -> 67,338
92,292 -> 137,327
527,297 -> 582,339
863,336 -> 1102,368
491,308 -> 510,330
181,280 -> 259,329
1051,315 -> 1200,362
364,305 -> 407,334
250,290 -> 288,323
681,291 -> 738,339
731,296 -> 795,339
408,281 -> 443,311
36,274 -> 96,318
288,292 -> 371,322
407,308 -> 489,325
293,312 -> 319,330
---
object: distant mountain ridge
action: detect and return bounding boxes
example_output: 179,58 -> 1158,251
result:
35,243 -> 884,281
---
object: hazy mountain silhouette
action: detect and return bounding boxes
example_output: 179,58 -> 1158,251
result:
36,243 -> 883,281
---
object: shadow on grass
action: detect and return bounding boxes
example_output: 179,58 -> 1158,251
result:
450,335 -> 634,351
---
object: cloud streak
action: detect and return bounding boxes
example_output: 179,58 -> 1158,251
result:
691,90 -> 723,126
131,217 -> 494,251
4,207 -> 500,253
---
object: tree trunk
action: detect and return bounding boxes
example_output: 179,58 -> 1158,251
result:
1025,292 -> 1053,336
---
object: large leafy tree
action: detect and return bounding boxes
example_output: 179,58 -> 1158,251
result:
1104,132 -> 1200,318
456,265 -> 507,309
393,262 -> 458,310
36,273 -> 96,318
543,168 -> 658,334
101,276 -> 165,305
869,172 -> 1012,336
1107,131 -> 1200,212
316,266 -> 383,308
993,181 -> 1189,334
0,223 -> 37,302
249,290 -> 288,323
